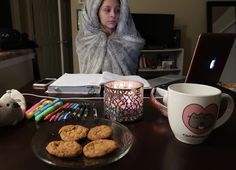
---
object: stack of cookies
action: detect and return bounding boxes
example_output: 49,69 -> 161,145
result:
46,124 -> 119,158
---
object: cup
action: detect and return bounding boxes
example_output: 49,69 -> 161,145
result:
150,83 -> 234,144
104,80 -> 144,122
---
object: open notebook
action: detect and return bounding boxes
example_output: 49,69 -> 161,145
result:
148,33 -> 235,87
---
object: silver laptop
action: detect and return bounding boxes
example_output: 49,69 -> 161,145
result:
185,33 -> 235,85
148,33 -> 235,87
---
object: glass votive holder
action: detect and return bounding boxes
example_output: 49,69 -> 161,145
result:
104,80 -> 144,122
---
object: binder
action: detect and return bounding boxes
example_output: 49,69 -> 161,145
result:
47,72 -> 150,95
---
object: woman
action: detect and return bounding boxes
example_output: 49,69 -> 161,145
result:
76,0 -> 144,75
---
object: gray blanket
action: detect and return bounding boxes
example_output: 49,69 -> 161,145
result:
76,0 -> 145,75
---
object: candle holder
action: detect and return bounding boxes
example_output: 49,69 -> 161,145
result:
104,80 -> 144,122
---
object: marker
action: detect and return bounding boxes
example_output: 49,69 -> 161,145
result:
44,104 -> 65,121
35,101 -> 63,122
49,114 -> 57,122
57,103 -> 74,121
44,102 -> 71,121
34,98 -> 61,117
76,104 -> 86,118
53,111 -> 64,122
48,103 -> 71,122
72,104 -> 81,116
92,103 -> 98,118
25,99 -> 46,115
26,100 -> 52,119
53,103 -> 73,122
57,103 -> 77,121
83,104 -> 90,118
61,103 -> 80,121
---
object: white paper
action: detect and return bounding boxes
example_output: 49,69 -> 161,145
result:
101,71 -> 150,88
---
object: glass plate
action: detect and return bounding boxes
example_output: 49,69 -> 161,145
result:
31,118 -> 133,168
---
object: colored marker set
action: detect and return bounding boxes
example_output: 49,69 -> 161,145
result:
25,98 -> 97,122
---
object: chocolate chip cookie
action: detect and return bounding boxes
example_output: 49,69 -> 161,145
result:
87,125 -> 112,141
46,140 -> 83,158
59,125 -> 89,141
83,139 -> 118,158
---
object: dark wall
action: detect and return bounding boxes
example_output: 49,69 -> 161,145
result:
0,0 -> 12,29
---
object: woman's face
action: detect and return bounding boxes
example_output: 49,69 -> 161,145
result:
98,0 -> 120,34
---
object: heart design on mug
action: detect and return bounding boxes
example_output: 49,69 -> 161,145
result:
182,104 -> 218,134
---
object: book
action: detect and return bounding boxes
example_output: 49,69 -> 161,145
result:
47,72 -> 150,95
221,83 -> 236,92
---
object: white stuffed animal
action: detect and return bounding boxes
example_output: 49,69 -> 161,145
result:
0,89 -> 26,127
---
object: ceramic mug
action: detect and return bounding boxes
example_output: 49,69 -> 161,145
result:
150,83 -> 234,144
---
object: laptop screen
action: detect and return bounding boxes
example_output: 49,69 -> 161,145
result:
185,33 -> 235,85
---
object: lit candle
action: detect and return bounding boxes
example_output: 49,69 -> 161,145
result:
104,80 -> 144,122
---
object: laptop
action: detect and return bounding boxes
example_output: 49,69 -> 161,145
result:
185,33 -> 235,85
148,33 -> 235,88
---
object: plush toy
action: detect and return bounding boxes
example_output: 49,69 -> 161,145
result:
0,89 -> 26,127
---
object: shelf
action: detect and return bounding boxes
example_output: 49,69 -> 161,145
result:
141,48 -> 184,53
138,48 -> 184,79
138,68 -> 181,72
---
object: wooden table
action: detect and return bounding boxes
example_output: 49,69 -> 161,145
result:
0,83 -> 235,170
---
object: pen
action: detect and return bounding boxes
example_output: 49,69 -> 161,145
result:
35,101 -> 63,122
34,98 -> 61,117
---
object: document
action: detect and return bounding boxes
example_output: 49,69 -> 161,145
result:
47,72 -> 150,95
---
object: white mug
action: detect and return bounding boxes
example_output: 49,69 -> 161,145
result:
150,83 -> 234,144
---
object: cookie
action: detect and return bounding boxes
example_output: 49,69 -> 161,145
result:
83,139 -> 118,158
59,125 -> 89,141
46,140 -> 83,158
87,125 -> 112,141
